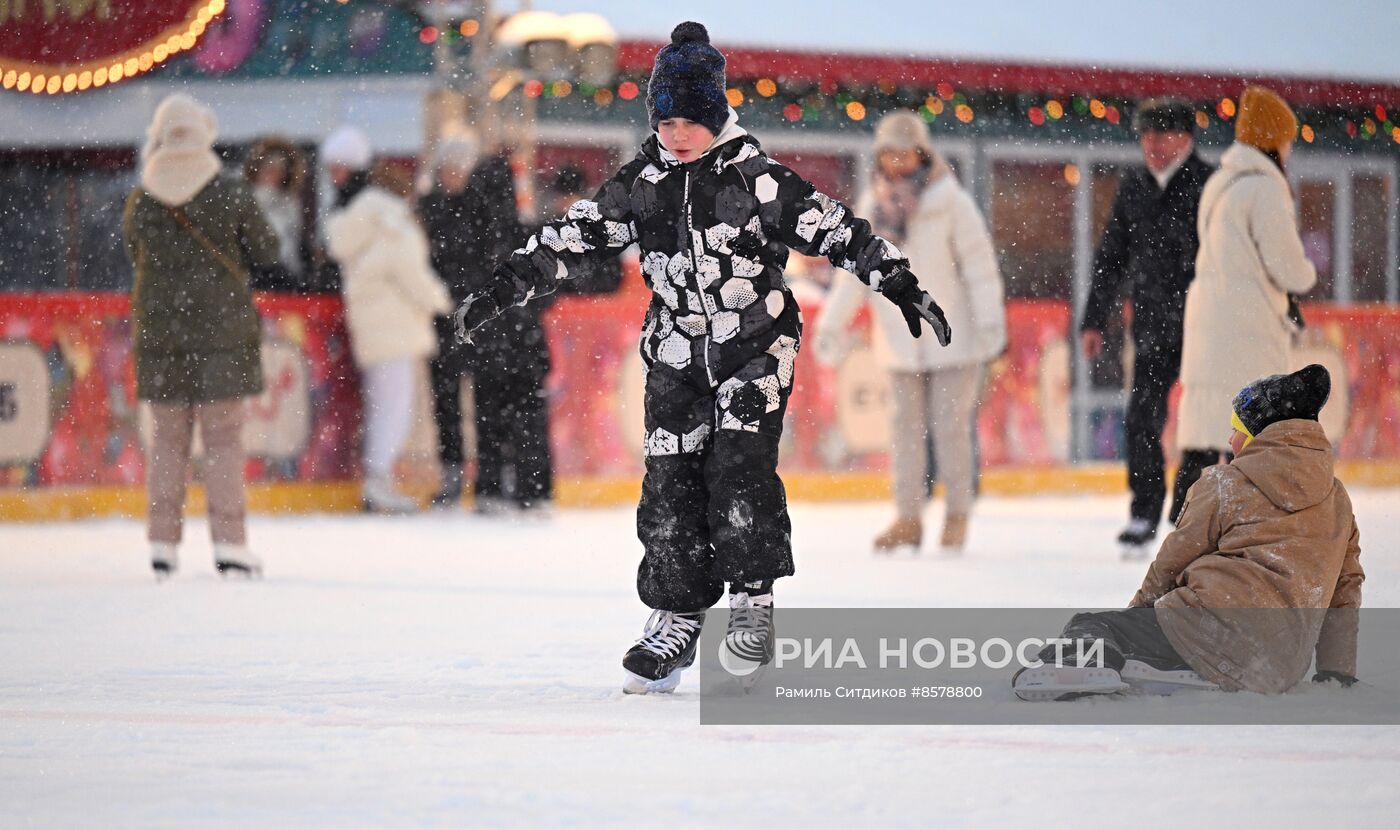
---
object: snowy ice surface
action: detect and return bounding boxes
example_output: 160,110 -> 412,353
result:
2,493 -> 1398,828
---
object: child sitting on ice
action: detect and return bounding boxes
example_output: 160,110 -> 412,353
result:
1015,364 -> 1364,700
455,22 -> 951,694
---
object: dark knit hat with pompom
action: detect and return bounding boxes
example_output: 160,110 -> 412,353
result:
1232,364 -> 1331,439
647,22 -> 728,136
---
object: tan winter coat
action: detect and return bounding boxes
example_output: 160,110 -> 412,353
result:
1130,419 -> 1363,693
326,187 -> 451,368
820,175 -> 1006,371
1176,144 -> 1317,449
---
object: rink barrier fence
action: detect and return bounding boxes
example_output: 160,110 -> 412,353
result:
1,461 -> 1397,522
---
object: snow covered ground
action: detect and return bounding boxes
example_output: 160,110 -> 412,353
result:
2,493 -> 1398,828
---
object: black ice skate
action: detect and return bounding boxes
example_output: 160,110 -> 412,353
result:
1116,518 -> 1157,561
622,610 -> 706,695
429,466 -> 464,509
721,584 -> 774,689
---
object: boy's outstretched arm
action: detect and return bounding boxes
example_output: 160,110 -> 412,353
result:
455,159 -> 646,343
1314,518 -> 1364,685
761,162 -> 952,346
1129,470 -> 1223,608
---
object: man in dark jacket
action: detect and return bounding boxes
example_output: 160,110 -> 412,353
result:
1080,100 -> 1213,557
420,137 -> 544,511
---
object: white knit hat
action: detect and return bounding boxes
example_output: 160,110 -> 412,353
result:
320,125 -> 372,170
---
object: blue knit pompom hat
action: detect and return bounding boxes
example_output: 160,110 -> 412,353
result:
647,22 -> 728,136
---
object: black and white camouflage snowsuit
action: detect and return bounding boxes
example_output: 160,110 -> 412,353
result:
472,126 -> 916,611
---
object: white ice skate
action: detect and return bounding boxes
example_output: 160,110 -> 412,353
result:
214,544 -> 263,579
151,543 -> 178,581
362,476 -> 418,515
1012,663 -> 1130,701
1120,659 -> 1219,695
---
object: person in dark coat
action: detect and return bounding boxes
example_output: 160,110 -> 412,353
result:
124,94 -> 279,579
1079,99 -> 1214,557
243,136 -> 310,291
540,166 -> 625,296
419,134 -> 553,512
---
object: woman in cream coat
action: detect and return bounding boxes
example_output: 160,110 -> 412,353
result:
1175,86 -> 1317,500
816,111 -> 1006,554
323,127 -> 452,513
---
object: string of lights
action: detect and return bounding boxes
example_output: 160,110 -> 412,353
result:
0,0 -> 228,95
498,68 -> 1400,147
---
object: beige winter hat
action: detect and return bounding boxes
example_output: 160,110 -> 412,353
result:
873,110 -> 935,155
432,131 -> 481,173
140,93 -> 221,207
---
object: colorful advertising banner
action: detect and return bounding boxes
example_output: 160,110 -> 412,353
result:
1,287 -> 1396,495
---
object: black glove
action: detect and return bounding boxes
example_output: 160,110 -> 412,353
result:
1312,670 -> 1358,688
453,292 -> 503,345
880,269 -> 952,346
1287,293 -> 1306,330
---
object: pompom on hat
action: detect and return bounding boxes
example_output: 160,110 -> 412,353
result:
646,22 -> 729,136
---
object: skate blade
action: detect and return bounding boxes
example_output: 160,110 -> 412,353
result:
152,562 -> 174,582
215,562 -> 263,580
362,499 -> 416,516
1119,542 -> 1154,561
874,543 -> 920,557
721,664 -> 768,695
1013,665 -> 1128,701
622,668 -> 685,695
1120,660 -> 1219,695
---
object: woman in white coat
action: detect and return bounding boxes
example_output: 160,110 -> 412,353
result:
1175,86 -> 1317,499
322,127 -> 452,513
815,111 -> 1006,554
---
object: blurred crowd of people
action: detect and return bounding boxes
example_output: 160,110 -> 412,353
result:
120,79 -> 1316,572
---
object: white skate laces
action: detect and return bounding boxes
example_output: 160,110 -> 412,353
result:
636,610 -> 703,659
725,592 -> 773,661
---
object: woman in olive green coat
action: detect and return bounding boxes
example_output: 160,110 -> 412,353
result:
123,94 -> 279,580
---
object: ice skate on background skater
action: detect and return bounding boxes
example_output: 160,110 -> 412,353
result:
454,22 -> 950,695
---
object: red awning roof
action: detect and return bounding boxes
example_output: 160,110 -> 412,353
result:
617,40 -> 1399,108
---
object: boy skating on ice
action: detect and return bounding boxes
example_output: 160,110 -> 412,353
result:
1015,365 -> 1364,701
455,22 -> 951,694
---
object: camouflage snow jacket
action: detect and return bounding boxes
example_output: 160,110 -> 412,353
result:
476,125 -> 914,387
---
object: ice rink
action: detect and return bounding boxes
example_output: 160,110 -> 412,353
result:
3,493 -> 1398,828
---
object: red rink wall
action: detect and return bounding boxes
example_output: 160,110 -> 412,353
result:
0,280 -> 1396,493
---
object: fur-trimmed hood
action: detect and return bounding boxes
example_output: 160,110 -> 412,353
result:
140,94 -> 222,207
